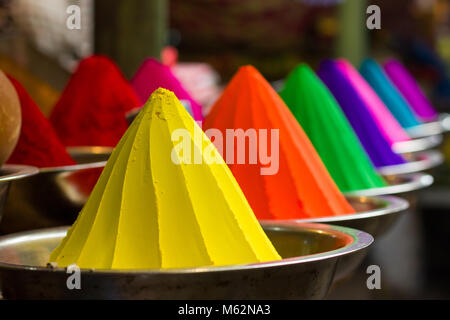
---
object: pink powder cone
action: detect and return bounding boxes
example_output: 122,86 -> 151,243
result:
131,58 -> 203,121
336,59 -> 410,144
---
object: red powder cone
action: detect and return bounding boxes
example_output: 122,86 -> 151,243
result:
6,75 -> 75,168
50,55 -> 141,147
203,66 -> 355,220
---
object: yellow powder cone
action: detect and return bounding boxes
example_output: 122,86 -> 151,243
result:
49,88 -> 280,269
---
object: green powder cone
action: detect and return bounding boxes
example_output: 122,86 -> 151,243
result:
280,64 -> 386,192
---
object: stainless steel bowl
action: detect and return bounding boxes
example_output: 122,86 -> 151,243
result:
0,224 -> 372,299
346,173 -> 433,212
346,173 -> 433,198
261,195 -> 409,239
0,147 -> 111,234
439,113 -> 450,133
261,195 -> 407,282
0,165 -> 39,225
406,121 -> 443,138
392,134 -> 442,154
405,113 -> 450,138
377,150 -> 443,176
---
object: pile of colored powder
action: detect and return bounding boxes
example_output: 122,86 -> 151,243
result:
203,66 -> 355,220
6,75 -> 75,168
335,59 -> 410,145
131,58 -> 203,121
317,60 -> 406,168
384,59 -> 438,122
50,55 -> 141,147
49,88 -> 280,269
279,64 -> 386,192
360,58 -> 421,128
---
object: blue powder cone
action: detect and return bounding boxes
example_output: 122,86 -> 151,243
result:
360,58 -> 421,128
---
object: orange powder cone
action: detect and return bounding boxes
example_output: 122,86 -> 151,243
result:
203,66 -> 355,220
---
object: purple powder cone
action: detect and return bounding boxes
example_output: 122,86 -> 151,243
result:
317,60 -> 406,168
384,59 -> 438,122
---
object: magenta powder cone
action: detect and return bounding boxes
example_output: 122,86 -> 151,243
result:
317,59 -> 406,168
131,58 -> 203,121
335,59 -> 410,145
383,59 -> 438,122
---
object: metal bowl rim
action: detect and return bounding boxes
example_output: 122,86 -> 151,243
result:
439,112 -> 450,132
406,120 -> 443,138
377,150 -> 443,175
0,164 -> 39,183
0,224 -> 373,275
38,161 -> 107,173
392,134 -> 442,154
345,172 -> 433,197
37,146 -> 113,173
261,195 -> 408,224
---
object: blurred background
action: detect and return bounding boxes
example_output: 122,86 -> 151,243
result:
0,0 -> 450,299
1,0 -> 449,112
